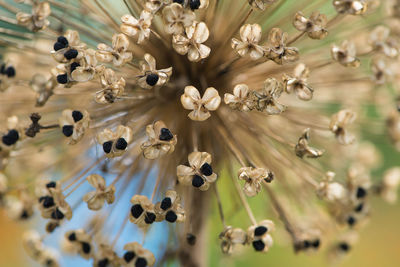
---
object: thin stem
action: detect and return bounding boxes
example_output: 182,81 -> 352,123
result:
213,184 -> 226,227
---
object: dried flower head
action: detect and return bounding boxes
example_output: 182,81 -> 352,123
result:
122,242 -> 155,267
329,109 -> 357,145
265,28 -> 299,64
59,109 -> 90,145
295,128 -> 324,158
96,34 -> 133,67
97,125 -> 133,158
83,174 -> 116,210
181,86 -> 221,121
129,195 -> 157,227
120,11 -> 153,44
141,121 -> 177,159
232,24 -> 265,60
96,68 -> 126,104
219,226 -> 248,254
293,11 -> 328,40
333,0 -> 368,15
247,220 -> 275,252
331,40 -> 360,67
177,151 -> 217,190
16,1 -> 51,32
154,190 -> 185,223
238,167 -> 274,197
283,63 -> 313,101
137,53 -> 173,89
248,0 -> 277,11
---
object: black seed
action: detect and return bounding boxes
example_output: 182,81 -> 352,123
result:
81,242 -> 91,254
20,210 -> 29,219
165,210 -> 177,223
338,242 -> 350,252
160,197 -> 172,210
115,138 -> 128,150
135,257 -> 147,267
186,233 -> 196,246
62,125 -> 74,137
131,204 -> 144,218
145,73 -> 159,86
144,212 -> 156,224
189,0 -> 201,10
354,203 -> 364,213
192,175 -> 204,188
51,208 -> 64,220
72,110 -> 83,122
97,258 -> 109,267
102,141 -> 113,153
173,0 -> 184,4
46,259 -> 53,266
303,240 -> 311,248
312,239 -> 320,248
53,42 -> 65,51
123,251 -> 136,263
254,226 -> 268,236
42,196 -> 55,208
57,36 -> 69,46
356,187 -> 367,199
68,232 -> 77,241
2,129 -> 19,146
57,74 -> 68,84
64,49 -> 78,60
159,128 -> 173,141
6,67 -> 15,78
200,163 -> 213,176
70,62 -> 80,73
46,182 -> 57,188
347,216 -> 356,226
252,240 -> 265,251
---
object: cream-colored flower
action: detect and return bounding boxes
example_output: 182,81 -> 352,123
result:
333,0 -> 368,15
265,28 -> 299,65
96,68 -> 126,104
331,40 -> 360,67
96,34 -> 133,66
162,3 -> 195,35
177,151 -> 217,191
247,0 -> 277,10
93,244 -> 120,267
254,78 -> 286,115
172,21 -> 211,62
295,128 -> 324,158
59,109 -> 90,145
283,63 -> 314,101
121,242 -> 155,267
30,73 -> 56,107
141,121 -> 177,159
224,84 -> 256,112
71,49 -> 100,82
16,1 -> 51,32
369,26 -> 399,58
137,53 -> 173,89
247,220 -> 275,252
96,125 -> 133,158
64,229 -> 93,259
238,167 -> 273,197
51,30 -> 86,63
154,190 -> 185,223
83,174 -> 115,210
181,86 -> 221,121
329,109 -> 356,145
293,11 -> 328,40
120,11 -> 153,44
231,24 -> 265,60
219,226 -> 248,254
129,195 -> 157,228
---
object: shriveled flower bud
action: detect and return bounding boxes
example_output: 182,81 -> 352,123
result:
295,128 -> 324,158
265,28 -> 299,65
